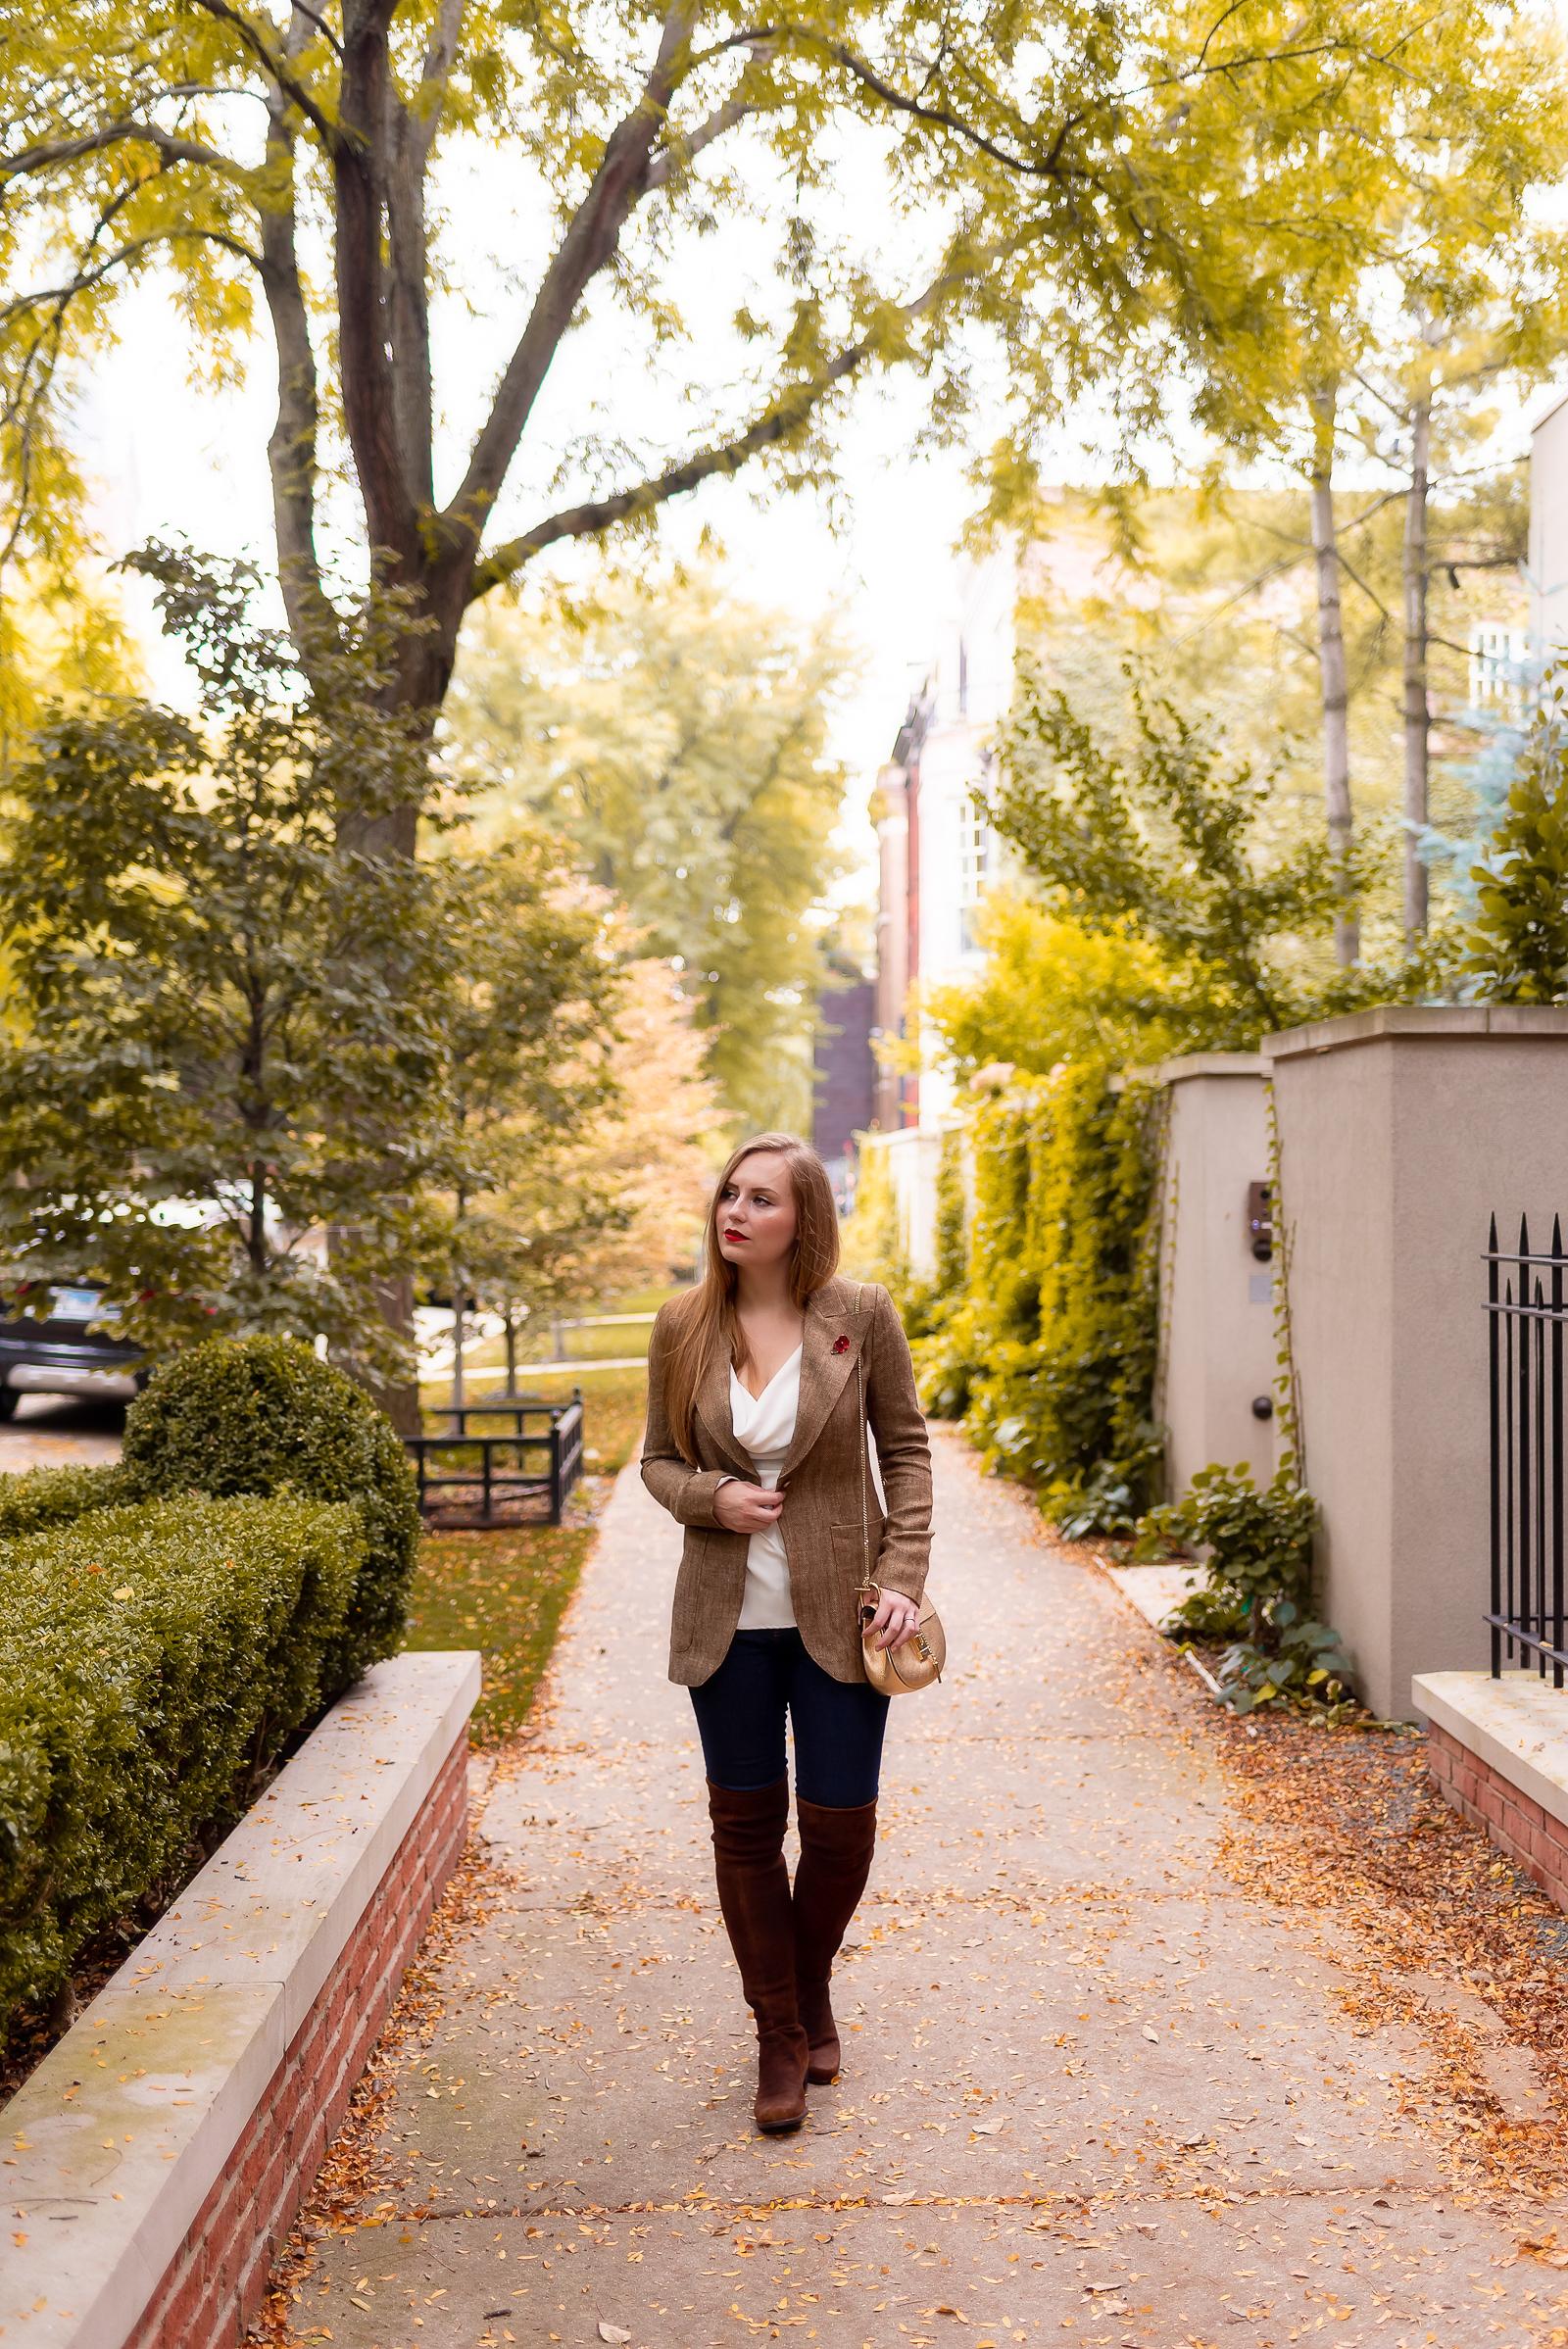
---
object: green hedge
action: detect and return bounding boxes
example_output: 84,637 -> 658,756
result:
119,1333 -> 421,1686
0,1459 -> 121,1540
0,1337 -> 421,1689
0,1493 -> 364,2032
908,1060 -> 1164,1534
0,1334 -> 423,2042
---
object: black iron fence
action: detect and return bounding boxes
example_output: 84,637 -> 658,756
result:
1488,1214 -> 1568,1683
406,1391 -> 585,1528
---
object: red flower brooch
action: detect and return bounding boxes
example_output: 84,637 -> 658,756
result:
832,1334 -> 852,1354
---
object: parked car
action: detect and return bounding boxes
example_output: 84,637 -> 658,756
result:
0,1283 -> 146,1415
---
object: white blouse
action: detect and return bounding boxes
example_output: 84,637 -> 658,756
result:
727,1344 -> 803,1629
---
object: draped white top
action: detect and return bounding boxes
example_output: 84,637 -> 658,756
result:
726,1343 -> 803,1629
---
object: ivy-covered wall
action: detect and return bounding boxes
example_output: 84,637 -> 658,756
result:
847,1061 -> 1164,1535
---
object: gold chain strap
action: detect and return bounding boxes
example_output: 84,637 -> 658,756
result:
857,1280 -> 870,1580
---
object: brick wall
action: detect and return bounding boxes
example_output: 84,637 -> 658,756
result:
1427,1719 -> 1568,1908
125,1737 -> 468,2349
812,979 -> 874,1162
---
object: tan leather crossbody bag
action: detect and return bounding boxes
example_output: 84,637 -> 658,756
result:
853,1294 -> 946,1695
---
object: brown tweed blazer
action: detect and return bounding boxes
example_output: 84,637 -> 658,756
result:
640,1272 -> 934,1688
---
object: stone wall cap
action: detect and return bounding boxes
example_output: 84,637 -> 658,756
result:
1412,1668 -> 1568,1836
1264,1003 -> 1568,1060
1152,1052 -> 1270,1084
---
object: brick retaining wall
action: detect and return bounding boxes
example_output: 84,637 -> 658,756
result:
1427,1716 -> 1568,1910
0,1649 -> 479,2349
125,1737 -> 466,2349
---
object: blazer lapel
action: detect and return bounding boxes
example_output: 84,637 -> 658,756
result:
777,1287 -> 863,1480
693,1341 -> 756,1482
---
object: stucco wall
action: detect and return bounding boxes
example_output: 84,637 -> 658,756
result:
1267,1006 -> 1568,1722
1154,1057 -> 1277,1499
872,1124 -> 948,1279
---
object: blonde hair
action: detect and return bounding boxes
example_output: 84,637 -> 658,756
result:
658,1132 -> 840,1464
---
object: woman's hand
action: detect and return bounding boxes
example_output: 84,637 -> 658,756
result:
865,1586 -> 921,1653
713,1477 -> 786,1535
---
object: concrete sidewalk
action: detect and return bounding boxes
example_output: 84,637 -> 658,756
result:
287,1431 -> 1568,2347
0,1393 -> 122,1470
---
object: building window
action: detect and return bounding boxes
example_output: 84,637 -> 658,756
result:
1470,621 -> 1529,710
957,784 -> 993,954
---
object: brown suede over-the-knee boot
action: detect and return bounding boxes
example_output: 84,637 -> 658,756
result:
706,1776 -> 809,2132
792,1791 -> 878,2084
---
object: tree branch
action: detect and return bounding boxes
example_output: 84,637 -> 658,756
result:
415,0 -> 466,159
1334,550 -> 1394,625
796,36 -> 1068,179
258,5 -> 334,652
0,161 -> 184,568
382,79 -> 436,510
646,91 -> 758,191
464,222 -> 1013,603
443,1 -> 702,553
468,347 -> 866,599
1440,551 -> 1527,573
462,234 -> 1012,606
1162,487 -> 1408,653
182,0 -> 345,151
2,120 -> 240,182
333,0 -> 418,565
0,232 -> 171,323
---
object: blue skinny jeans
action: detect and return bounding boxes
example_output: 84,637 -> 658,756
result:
689,1627 -> 891,1807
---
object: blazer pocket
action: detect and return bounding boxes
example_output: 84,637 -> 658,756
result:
830,1517 -> 885,1585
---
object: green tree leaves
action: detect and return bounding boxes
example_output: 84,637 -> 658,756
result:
981,666 -> 1346,1048
444,569 -> 850,1131
1463,680 -> 1568,1003
0,548 -> 620,1379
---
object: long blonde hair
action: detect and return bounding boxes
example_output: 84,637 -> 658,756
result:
660,1132 -> 840,1464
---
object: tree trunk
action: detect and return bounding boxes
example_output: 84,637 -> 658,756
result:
329,609 -> 460,1423
1401,390 -> 1432,937
373,1269 -> 420,1435
1308,386 -> 1359,966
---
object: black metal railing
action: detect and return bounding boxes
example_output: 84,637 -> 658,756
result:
1487,1214 -> 1567,1683
405,1391 -> 585,1527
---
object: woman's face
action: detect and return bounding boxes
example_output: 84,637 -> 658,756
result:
714,1150 -> 799,1276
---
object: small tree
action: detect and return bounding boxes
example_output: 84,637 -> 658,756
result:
564,952 -> 726,1297
982,667 -> 1350,1047
0,551 -> 606,1383
429,837 -> 623,1407
981,666 -> 1446,1050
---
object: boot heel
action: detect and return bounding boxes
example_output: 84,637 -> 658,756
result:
799,1978 -> 840,2081
755,2026 -> 809,2129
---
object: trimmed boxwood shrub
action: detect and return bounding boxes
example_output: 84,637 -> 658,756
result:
0,1460 -> 122,1539
0,1493 -> 363,2032
118,1333 -> 420,1688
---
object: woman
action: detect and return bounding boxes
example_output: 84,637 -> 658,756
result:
640,1132 -> 933,2134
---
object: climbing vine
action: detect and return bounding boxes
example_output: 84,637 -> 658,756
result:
839,1132 -> 906,1294
911,1059 -> 1165,1534
1135,1081 -> 1351,1715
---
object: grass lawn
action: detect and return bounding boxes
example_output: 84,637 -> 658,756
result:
419,1280 -> 683,1386
402,1362 -> 648,1745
